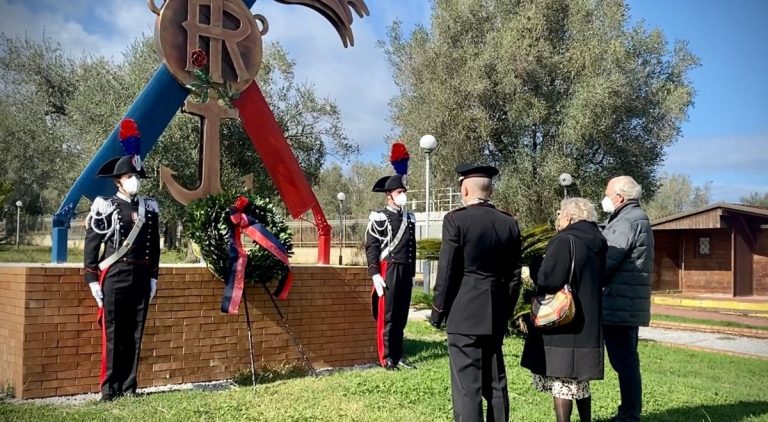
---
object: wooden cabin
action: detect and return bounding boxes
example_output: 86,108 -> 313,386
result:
651,203 -> 768,297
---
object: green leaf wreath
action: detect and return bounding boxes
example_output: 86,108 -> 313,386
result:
184,192 -> 293,285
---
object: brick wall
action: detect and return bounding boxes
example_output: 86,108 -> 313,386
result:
0,266 -> 25,397
0,264 -> 377,399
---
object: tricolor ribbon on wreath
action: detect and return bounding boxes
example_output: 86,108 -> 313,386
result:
221,196 -> 293,315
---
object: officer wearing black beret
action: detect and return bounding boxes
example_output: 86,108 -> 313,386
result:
431,163 -> 522,421
366,173 -> 416,370
84,150 -> 160,401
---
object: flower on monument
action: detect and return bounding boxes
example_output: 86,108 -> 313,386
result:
191,48 -> 208,68
185,48 -> 237,108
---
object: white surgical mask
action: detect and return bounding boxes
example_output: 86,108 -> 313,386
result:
394,192 -> 408,207
601,196 -> 615,214
121,175 -> 141,197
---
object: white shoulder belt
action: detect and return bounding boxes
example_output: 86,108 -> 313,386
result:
98,197 -> 146,270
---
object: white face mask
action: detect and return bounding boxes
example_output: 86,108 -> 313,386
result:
601,196 -> 615,214
393,192 -> 408,207
121,175 -> 141,196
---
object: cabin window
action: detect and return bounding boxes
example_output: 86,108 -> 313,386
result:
698,237 -> 710,256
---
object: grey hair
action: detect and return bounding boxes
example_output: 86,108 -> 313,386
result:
560,198 -> 598,223
612,176 -> 643,200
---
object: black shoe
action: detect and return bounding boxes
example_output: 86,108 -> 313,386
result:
399,357 -> 417,369
384,360 -> 399,370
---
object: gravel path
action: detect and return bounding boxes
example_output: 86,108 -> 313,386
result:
409,308 -> 768,358
7,364 -> 380,407
639,326 -> 768,358
652,304 -> 768,327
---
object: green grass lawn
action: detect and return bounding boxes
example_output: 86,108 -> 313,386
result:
410,290 -> 432,310
2,321 -> 767,421
652,313 -> 768,332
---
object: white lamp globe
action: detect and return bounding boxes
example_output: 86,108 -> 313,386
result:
419,134 -> 437,151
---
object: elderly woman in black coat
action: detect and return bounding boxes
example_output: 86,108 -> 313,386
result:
521,198 -> 608,422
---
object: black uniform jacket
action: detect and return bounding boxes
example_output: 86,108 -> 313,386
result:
432,202 -> 522,335
84,195 -> 160,284
365,207 -> 416,277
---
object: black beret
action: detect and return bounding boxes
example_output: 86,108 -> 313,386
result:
455,163 -> 499,182
372,174 -> 407,192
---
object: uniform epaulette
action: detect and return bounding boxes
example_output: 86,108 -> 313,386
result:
144,198 -> 159,213
90,196 -> 117,217
496,209 -> 516,218
406,212 -> 416,222
368,210 -> 387,221
447,206 -> 467,215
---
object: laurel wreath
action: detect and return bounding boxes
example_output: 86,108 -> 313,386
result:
184,192 -> 293,286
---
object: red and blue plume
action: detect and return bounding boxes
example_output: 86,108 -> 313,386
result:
118,118 -> 141,156
390,141 -> 409,175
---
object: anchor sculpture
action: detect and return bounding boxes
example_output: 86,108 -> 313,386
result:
50,0 -> 369,263
159,92 -> 238,205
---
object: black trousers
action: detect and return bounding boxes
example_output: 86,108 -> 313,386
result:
447,333 -> 509,422
100,262 -> 151,399
604,325 -> 641,421
373,262 -> 413,366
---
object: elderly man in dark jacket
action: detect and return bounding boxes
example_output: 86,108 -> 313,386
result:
600,176 -> 654,422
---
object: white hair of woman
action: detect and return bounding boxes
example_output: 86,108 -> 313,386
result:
559,197 -> 598,226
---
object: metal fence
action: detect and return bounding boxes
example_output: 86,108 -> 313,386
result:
3,211 -> 447,248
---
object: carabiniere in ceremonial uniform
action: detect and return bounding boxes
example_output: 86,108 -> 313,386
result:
430,164 -> 523,422
84,151 -> 160,401
366,174 -> 416,370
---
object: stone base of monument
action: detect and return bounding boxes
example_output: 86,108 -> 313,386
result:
0,264 -> 376,399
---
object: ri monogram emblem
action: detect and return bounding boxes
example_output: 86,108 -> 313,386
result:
149,0 -> 267,204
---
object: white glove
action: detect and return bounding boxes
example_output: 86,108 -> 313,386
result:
149,278 -> 157,303
88,282 -> 103,308
372,274 -> 386,297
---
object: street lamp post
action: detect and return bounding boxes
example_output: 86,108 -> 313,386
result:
336,192 -> 346,265
419,134 -> 437,294
559,173 -> 573,199
15,200 -> 22,249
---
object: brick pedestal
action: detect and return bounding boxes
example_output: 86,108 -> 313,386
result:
0,264 -> 376,399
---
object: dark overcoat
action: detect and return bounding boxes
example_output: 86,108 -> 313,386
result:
521,220 -> 608,380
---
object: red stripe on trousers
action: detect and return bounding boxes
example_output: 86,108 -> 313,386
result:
98,267 -> 110,386
375,261 -> 388,367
